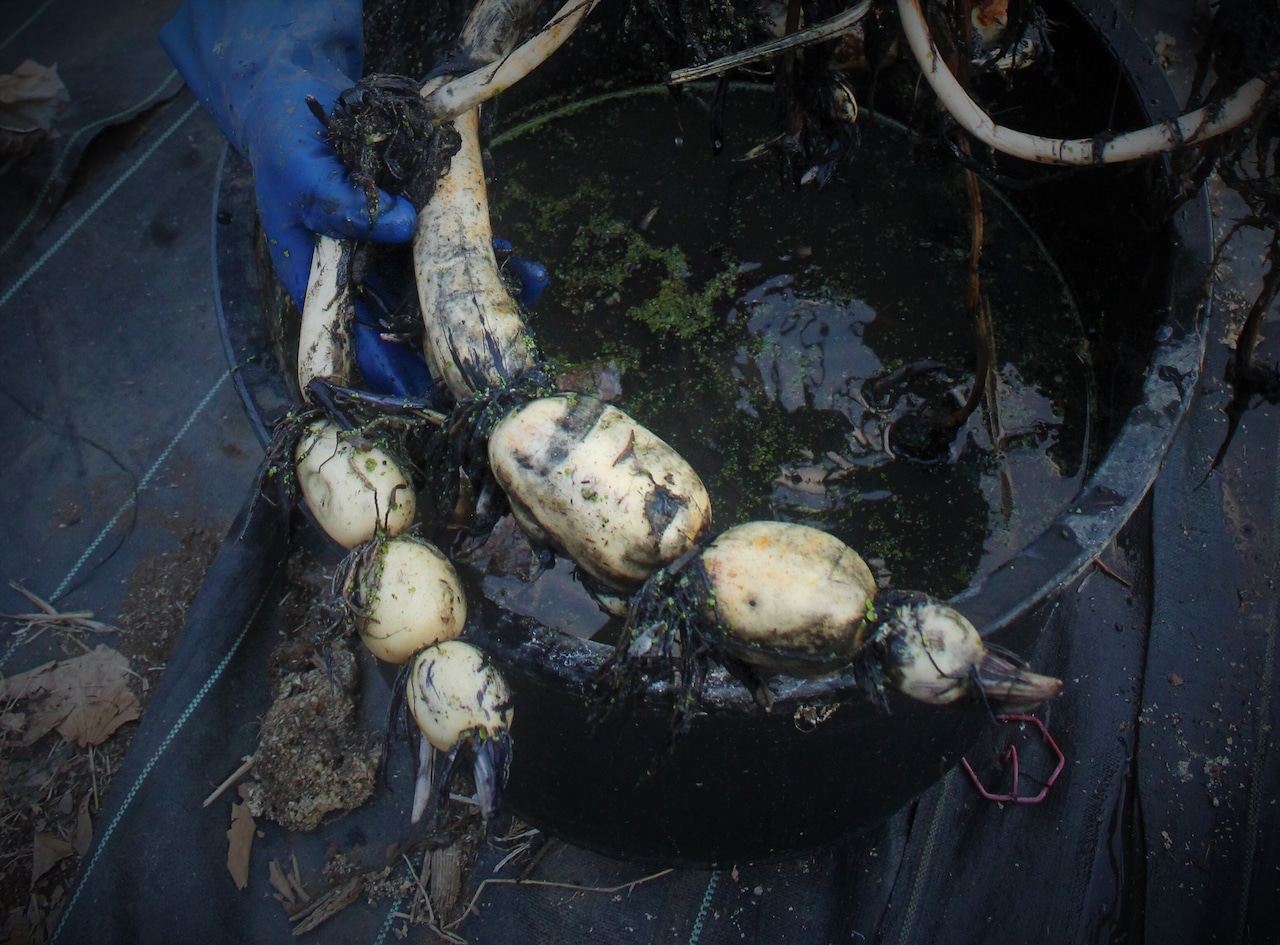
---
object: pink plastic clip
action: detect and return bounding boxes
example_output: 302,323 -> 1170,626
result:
960,714 -> 1065,805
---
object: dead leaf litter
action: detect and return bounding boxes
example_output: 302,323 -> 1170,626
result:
0,529 -> 218,943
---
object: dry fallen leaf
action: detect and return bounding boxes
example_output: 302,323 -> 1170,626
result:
31,832 -> 74,886
0,60 -> 71,169
269,859 -> 296,905
227,786 -> 256,891
0,645 -> 141,747
0,711 -> 25,736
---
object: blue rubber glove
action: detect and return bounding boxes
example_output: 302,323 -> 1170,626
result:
351,240 -> 550,399
160,0 -> 419,308
352,320 -> 436,399
493,237 -> 551,307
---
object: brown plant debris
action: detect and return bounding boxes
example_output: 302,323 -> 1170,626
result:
2,582 -> 119,646
115,528 -> 220,690
268,855 -> 312,914
407,830 -> 484,938
226,783 -> 257,891
0,60 -> 71,172
0,732 -> 125,944
289,874 -> 367,937
0,530 -> 220,939
30,833 -> 75,887
0,644 -> 141,748
242,633 -> 380,832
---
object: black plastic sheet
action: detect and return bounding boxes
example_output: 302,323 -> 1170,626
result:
9,0 -> 1275,941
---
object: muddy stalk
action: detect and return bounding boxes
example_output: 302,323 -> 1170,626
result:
890,0 -> 999,462
940,149 -> 1001,446
667,2 -> 874,86
297,236 -> 357,397
423,0 -> 603,122
763,0 -> 808,169
952,138 -> 1004,452
1231,246 -> 1280,390
297,0 -> 600,404
412,0 -> 610,403
953,2 -> 1003,453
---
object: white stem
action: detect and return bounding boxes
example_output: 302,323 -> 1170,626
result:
669,1 -> 874,85
424,0 -> 602,121
297,234 -> 353,397
457,0 -> 545,64
410,735 -> 435,824
896,0 -> 1267,165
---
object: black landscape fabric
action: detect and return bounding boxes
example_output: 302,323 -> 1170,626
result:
1,0 -> 1275,942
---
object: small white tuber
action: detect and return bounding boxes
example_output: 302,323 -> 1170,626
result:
406,640 -> 513,823
294,419 -> 415,548
348,535 -> 467,664
869,591 -> 1063,709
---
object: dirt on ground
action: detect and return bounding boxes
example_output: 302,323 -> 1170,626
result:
0,527 -> 219,945
203,546 -> 492,940
1,526 -> 497,944
114,528 -> 221,698
240,550 -> 382,833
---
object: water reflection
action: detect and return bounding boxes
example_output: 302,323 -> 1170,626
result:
471,88 -> 1089,637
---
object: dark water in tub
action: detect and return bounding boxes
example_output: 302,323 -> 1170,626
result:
479,85 -> 1091,640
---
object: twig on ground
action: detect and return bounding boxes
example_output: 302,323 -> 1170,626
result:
202,755 -> 258,808
448,867 -> 675,929
1092,557 -> 1132,589
3,581 -> 120,641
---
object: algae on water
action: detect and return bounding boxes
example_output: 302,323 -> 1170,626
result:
498,180 -> 740,341
488,90 -> 1091,601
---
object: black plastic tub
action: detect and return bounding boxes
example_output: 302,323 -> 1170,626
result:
215,0 -> 1210,867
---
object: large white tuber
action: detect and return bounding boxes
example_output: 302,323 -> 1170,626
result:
487,393 -> 712,592
695,521 -> 878,677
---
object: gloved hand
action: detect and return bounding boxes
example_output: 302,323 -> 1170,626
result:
493,237 -> 550,308
160,0 -> 419,308
352,238 -> 550,399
